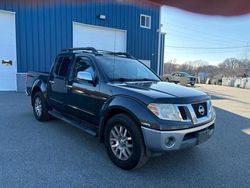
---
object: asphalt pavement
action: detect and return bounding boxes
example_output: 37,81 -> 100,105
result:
0,91 -> 249,188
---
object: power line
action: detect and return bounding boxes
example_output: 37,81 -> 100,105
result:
165,25 -> 245,45
165,45 -> 250,50
166,28 -> 237,46
166,50 -> 244,55
163,21 -> 247,44
166,32 -> 236,46
165,46 -> 245,52
163,19 -> 247,42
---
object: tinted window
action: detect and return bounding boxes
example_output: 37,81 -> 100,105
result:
97,56 -> 159,81
180,72 -> 189,77
58,57 -> 71,77
73,57 -> 95,79
54,57 -> 63,75
54,56 -> 72,78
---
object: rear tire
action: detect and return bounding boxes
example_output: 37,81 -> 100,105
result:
32,92 -> 51,121
104,114 -> 148,170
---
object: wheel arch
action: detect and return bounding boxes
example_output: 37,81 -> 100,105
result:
98,96 -> 149,143
31,80 -> 47,106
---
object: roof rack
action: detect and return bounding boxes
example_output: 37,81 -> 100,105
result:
63,47 -> 99,54
62,48 -> 134,59
98,50 -> 134,58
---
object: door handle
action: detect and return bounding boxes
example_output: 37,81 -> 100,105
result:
66,85 -> 72,89
49,80 -> 55,84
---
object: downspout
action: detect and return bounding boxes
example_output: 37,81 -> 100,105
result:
157,6 -> 162,75
161,32 -> 166,75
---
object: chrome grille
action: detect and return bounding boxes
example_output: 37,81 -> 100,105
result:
192,102 -> 207,118
176,101 -> 213,125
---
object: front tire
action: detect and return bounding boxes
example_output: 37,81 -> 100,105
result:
32,92 -> 51,121
104,114 -> 148,170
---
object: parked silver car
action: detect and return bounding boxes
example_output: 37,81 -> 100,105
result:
163,72 -> 197,86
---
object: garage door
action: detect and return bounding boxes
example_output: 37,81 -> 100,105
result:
73,22 -> 127,52
0,10 -> 17,91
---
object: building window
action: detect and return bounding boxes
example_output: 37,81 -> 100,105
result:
140,14 -> 151,29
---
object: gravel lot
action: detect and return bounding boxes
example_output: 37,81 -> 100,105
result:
0,89 -> 250,188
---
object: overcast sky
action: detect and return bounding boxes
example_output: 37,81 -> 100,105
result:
161,6 -> 250,65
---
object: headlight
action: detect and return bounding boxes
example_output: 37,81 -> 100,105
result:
207,100 -> 216,118
147,103 -> 182,121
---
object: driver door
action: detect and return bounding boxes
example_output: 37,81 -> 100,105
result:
66,56 -> 104,124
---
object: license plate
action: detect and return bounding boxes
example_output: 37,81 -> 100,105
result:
197,129 -> 210,144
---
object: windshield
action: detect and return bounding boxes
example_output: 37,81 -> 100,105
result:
181,72 -> 190,76
97,56 -> 160,81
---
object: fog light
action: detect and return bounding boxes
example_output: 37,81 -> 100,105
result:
165,136 -> 175,148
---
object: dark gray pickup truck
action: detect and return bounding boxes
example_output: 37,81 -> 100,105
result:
26,48 -> 216,170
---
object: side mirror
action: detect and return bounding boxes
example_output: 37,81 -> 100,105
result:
77,71 -> 93,82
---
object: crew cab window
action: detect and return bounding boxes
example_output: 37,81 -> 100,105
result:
54,56 -> 72,78
73,57 -> 95,79
54,57 -> 63,75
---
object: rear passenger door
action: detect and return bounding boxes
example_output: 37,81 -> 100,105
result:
47,55 -> 73,111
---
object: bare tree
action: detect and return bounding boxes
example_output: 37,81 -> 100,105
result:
163,57 -> 250,78
218,58 -> 247,76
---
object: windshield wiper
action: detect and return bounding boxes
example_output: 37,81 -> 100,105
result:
109,78 -> 136,82
110,78 -> 159,82
134,78 -> 159,81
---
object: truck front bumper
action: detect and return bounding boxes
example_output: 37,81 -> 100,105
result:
141,120 -> 215,152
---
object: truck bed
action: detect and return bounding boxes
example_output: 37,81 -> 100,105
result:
26,72 -> 49,95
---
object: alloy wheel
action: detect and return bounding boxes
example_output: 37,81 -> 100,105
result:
34,97 -> 42,117
109,125 -> 133,161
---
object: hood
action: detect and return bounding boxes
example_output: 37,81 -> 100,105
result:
187,76 -> 196,79
113,81 -> 209,104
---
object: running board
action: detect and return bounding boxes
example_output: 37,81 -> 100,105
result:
48,110 -> 98,137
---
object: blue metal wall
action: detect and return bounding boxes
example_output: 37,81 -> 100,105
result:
0,0 -> 160,73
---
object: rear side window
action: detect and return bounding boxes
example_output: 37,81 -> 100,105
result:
54,57 -> 63,75
54,56 -> 72,78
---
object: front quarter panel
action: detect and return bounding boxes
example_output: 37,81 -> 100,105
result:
99,95 -> 157,139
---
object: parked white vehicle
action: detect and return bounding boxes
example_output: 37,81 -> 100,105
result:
163,72 -> 197,86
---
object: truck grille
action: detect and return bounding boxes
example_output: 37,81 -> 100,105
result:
192,102 -> 207,118
178,106 -> 188,120
176,101 -> 212,124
